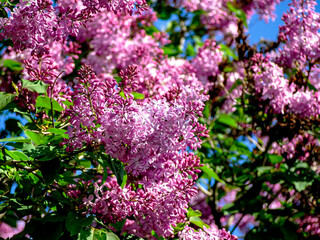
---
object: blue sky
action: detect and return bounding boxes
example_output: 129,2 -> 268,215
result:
248,0 -> 320,43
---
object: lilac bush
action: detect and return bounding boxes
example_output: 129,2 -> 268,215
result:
0,0 -> 319,239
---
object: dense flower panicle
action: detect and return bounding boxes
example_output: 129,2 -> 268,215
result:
76,10 -> 161,77
252,54 -> 320,117
0,0 -> 84,54
252,55 -> 292,114
75,9 -> 208,100
66,65 -> 209,237
191,39 -> 224,87
81,0 -> 147,15
83,177 -> 136,223
278,0 -> 320,68
67,65 -> 208,171
11,42 -> 74,104
0,0 -> 148,55
296,215 -> 320,236
139,58 -> 201,98
271,133 -> 319,161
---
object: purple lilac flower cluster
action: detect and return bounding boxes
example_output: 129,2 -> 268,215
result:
65,64 -> 211,237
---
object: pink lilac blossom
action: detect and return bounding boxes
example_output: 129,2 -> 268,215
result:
2,42 -> 74,109
252,54 -> 293,114
289,90 -> 320,117
252,54 -> 320,117
200,1 -> 239,38
0,0 -> 83,55
139,58 -> 201,98
80,0 -> 147,15
191,39 -> 224,87
270,133 -> 318,161
296,215 -> 320,237
0,0 -> 147,55
67,65 -> 208,174
77,10 -> 160,73
67,65 -> 209,237
278,0 -> 320,68
217,63 -> 245,113
0,220 -> 25,239
76,10 -> 205,99
260,183 -> 285,210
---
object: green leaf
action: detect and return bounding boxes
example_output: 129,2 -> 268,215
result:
193,35 -> 204,47
223,66 -> 234,72
0,92 -> 17,111
66,212 -> 85,236
78,160 -> 91,168
47,128 -> 68,138
230,141 -> 251,155
109,158 -> 125,186
62,99 -> 73,107
172,222 -> 186,232
25,130 -> 44,145
221,203 -> 235,212
202,101 -> 211,119
307,81 -> 318,92
3,59 -> 23,72
111,219 -> 126,232
98,154 -> 125,186
106,232 -> 120,240
120,173 -> 127,189
5,149 -> 20,160
219,44 -> 238,60
257,166 -> 273,176
119,91 -> 126,99
151,231 -> 165,240
78,228 -> 120,240
132,92 -> 145,100
21,79 -> 48,94
295,162 -> 309,169
186,43 -> 196,57
268,154 -> 283,164
216,114 -> 237,128
35,96 -> 64,112
0,6 -> 7,18
0,136 -> 31,143
28,145 -> 57,161
187,208 -> 202,218
5,150 -> 29,161
145,26 -> 159,35
293,180 -> 313,192
227,2 -> 248,27
199,165 -> 224,183
162,45 -> 180,56
189,216 -> 209,229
